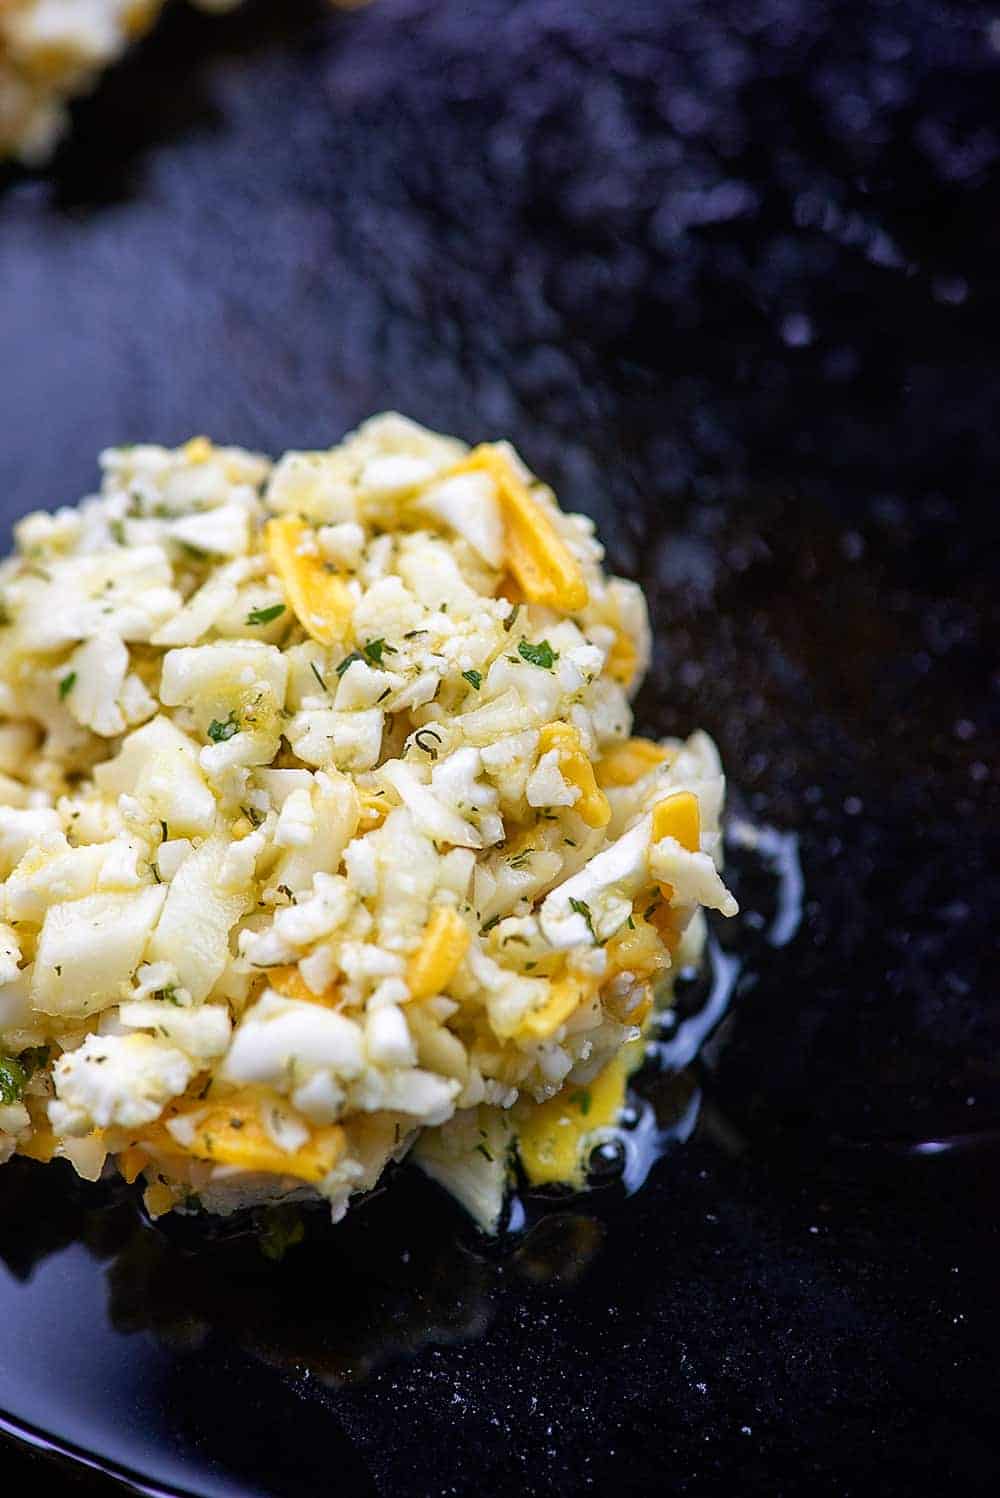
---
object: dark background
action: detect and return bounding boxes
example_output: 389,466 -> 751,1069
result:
1,0 -> 998,1493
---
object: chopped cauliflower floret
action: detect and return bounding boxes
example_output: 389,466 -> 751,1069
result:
50,1032 -> 193,1136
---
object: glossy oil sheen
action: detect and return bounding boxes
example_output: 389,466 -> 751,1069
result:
1,1 -> 998,1494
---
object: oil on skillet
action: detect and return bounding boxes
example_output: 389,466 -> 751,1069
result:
0,823 -> 799,1387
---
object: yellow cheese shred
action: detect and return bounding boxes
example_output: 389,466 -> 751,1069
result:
515,1039 -> 642,1187
606,628 -> 639,689
406,906 -> 470,1001
515,971 -> 588,1042
137,1092 -> 346,1184
269,965 -> 340,1008
595,737 -> 670,788
537,722 -> 611,828
264,514 -> 353,646
651,789 -> 701,905
448,445 -> 589,612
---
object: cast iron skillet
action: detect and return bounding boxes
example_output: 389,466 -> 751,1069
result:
1,2 -> 997,1493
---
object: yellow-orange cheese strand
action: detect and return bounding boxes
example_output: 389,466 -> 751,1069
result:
268,965 -> 341,1008
595,737 -> 670,788
605,628 -> 639,689
513,972 -> 588,1042
137,1093 -> 346,1184
515,1041 -> 640,1187
537,722 -> 611,828
650,790 -> 701,904
264,514 -> 353,646
406,906 -> 470,1001
447,445 -> 589,612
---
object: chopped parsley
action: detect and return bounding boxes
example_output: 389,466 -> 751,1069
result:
569,1088 -> 592,1116
309,661 -> 328,693
0,1055 -> 26,1105
363,638 -> 397,666
58,671 -> 76,700
518,639 -> 558,669
246,603 -> 286,626
509,847 -> 534,870
461,669 -> 482,690
207,713 -> 239,743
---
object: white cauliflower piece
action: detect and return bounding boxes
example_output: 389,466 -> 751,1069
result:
220,990 -> 365,1091
31,885 -> 167,1018
50,1032 -> 193,1135
118,1000 -> 232,1061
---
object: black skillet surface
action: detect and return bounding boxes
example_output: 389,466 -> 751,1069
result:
1,1 -> 999,1493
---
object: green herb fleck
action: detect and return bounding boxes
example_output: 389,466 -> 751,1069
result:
363,638 -> 397,666
414,728 -> 443,760
518,639 -> 558,669
309,661 -> 328,694
207,713 -> 239,743
475,1142 -> 494,1162
569,1088 -> 592,1117
509,847 -> 534,871
480,913 -> 502,935
335,650 -> 364,678
461,669 -> 482,691
0,1055 -> 26,1105
58,671 -> 76,700
246,603 -> 286,626
569,897 -> 598,943
504,602 -> 521,632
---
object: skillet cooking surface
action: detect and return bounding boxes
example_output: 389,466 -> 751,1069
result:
1,2 -> 998,1493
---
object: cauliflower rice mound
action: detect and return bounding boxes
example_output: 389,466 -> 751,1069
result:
0,0 -> 243,165
0,415 -> 737,1233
